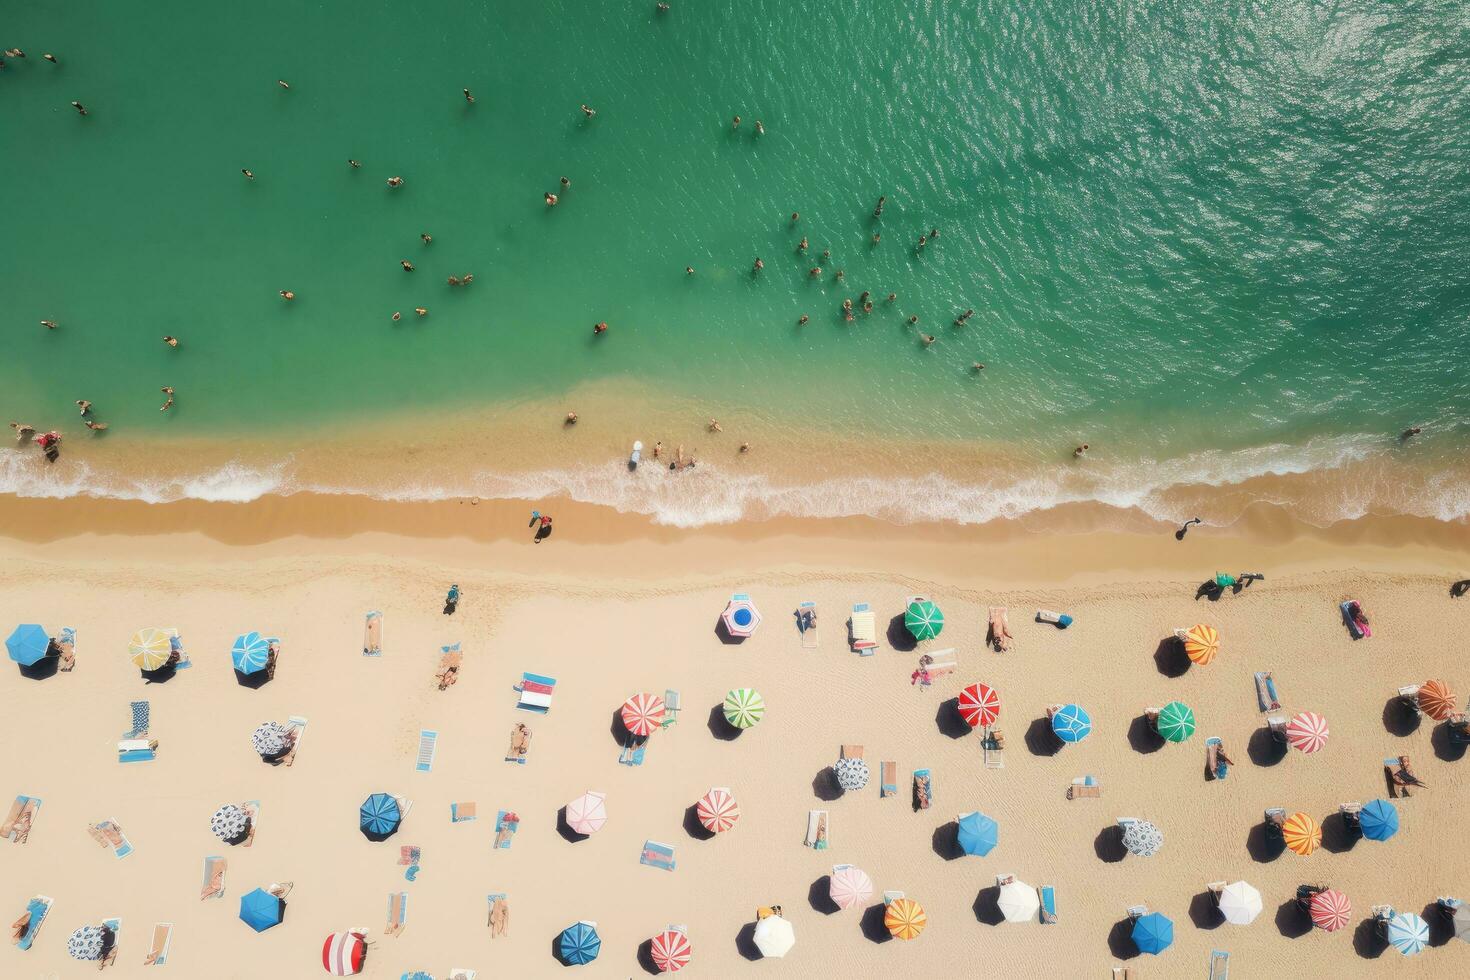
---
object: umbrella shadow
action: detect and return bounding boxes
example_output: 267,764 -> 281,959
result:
1352,917 -> 1387,959
885,615 -> 918,653
1431,724 -> 1468,762
934,699 -> 971,739
1246,822 -> 1284,863
707,706 -> 742,742
1153,638 -> 1190,678
1423,901 -> 1455,947
18,657 -> 60,681
1194,580 -> 1224,601
556,806 -> 590,844
140,664 -> 180,684
636,938 -> 662,975
1247,726 -> 1287,767
1188,891 -> 1222,930
811,767 -> 843,802
859,904 -> 893,943
1107,917 -> 1140,959
972,885 -> 1005,926
1382,697 -> 1421,737
1024,716 -> 1063,757
808,876 -> 840,915
714,619 -> 746,645
1274,898 -> 1312,939
734,922 -> 762,961
1093,825 -> 1128,864
234,668 -> 272,690
1320,811 -> 1358,854
549,932 -> 571,966
682,804 -> 715,841
1126,715 -> 1165,754
931,822 -> 962,861
361,825 -> 396,844
610,709 -> 633,748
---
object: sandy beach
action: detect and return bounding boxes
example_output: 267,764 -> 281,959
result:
3,496 -> 1469,978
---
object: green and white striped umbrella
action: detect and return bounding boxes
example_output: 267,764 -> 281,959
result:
1156,701 -> 1196,743
723,688 -> 765,729
904,599 -> 944,641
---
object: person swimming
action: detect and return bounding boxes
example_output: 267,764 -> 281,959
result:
349,159 -> 361,168
401,260 -> 414,271
242,169 -> 255,180
75,399 -> 91,415
163,336 -> 179,348
908,314 -> 918,324
593,322 -> 608,335
391,312 -> 402,321
755,120 -> 765,135
70,101 -> 87,115
560,176 -> 570,189
279,290 -> 295,300
798,237 -> 808,252
159,387 -> 175,411
387,176 -> 404,187
447,276 -> 461,286
873,195 -> 885,217
685,266 -> 695,275
545,192 -> 558,206
84,419 -> 108,431
40,319 -> 57,330
752,257 -> 763,273
10,422 -> 36,442
421,233 -> 432,244
414,307 -> 427,317
463,88 -> 474,103
581,104 -> 596,118
798,314 -> 809,325
732,115 -> 741,129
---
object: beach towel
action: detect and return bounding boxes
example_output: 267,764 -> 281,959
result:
493,810 -> 520,849
880,761 -> 897,797
145,922 -> 172,965
505,723 -> 532,764
3,795 -> 42,843
450,802 -> 477,823
1254,672 -> 1281,712
436,642 -> 462,691
386,891 -> 407,936
415,730 -> 437,772
285,715 -> 308,765
487,894 -> 509,938
88,819 -> 133,859
805,810 -> 830,849
849,603 -> 877,654
125,701 -> 150,739
1209,950 -> 1230,980
399,844 -> 421,881
516,672 -> 556,712
1040,886 -> 1057,923
913,769 -> 933,809
201,856 -> 226,899
1067,775 -> 1101,799
640,840 -> 676,871
118,738 -> 157,763
618,738 -> 648,766
15,895 -> 51,951
57,626 -> 77,671
798,602 -> 820,648
363,611 -> 383,656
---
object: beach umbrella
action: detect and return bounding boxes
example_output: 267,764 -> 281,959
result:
66,924 -> 106,961
6,624 -> 49,666
1121,820 -> 1164,857
723,688 -> 765,729
696,787 -> 740,834
834,756 -> 870,791
650,928 -> 692,972
829,866 -> 874,910
558,921 -> 601,965
753,916 -> 795,957
956,812 -> 998,856
904,599 -> 944,640
239,888 -> 284,932
1386,911 -> 1429,955
1051,703 -> 1091,743
1217,881 -> 1263,925
1182,624 -> 1219,665
884,898 -> 926,940
231,631 -> 271,674
322,931 -> 366,975
251,721 -> 290,757
958,683 -> 1000,728
1359,799 -> 1399,842
1452,904 -> 1470,942
1131,912 -> 1174,954
1285,711 -> 1329,754
1155,701 -> 1196,742
1282,812 -> 1321,856
1419,679 -> 1457,721
621,692 -> 665,737
1309,889 -> 1352,932
359,793 -> 401,839
998,880 -> 1041,923
128,627 -> 173,671
565,791 -> 608,835
211,803 -> 250,842
721,597 -> 762,637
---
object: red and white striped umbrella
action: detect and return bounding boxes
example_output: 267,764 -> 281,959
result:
322,931 -> 366,975
1309,889 -> 1352,932
696,787 -> 740,834
958,683 -> 1001,727
829,865 -> 875,910
621,692 -> 666,737
1286,711 -> 1330,753
649,928 -> 692,972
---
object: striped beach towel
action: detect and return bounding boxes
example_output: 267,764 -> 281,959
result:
415,731 -> 437,772
118,739 -> 156,763
516,673 -> 557,712
640,840 -> 676,871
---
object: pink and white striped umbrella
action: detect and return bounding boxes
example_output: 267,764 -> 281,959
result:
696,787 -> 740,834
829,865 -> 875,910
565,791 -> 608,835
649,928 -> 692,972
621,693 -> 666,737
958,683 -> 1001,728
1286,711 -> 1330,753
1309,889 -> 1352,932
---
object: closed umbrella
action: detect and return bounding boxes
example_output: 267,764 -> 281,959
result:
904,599 -> 944,640
998,880 -> 1040,923
1131,912 -> 1173,954
753,916 -> 795,957
6,624 -> 50,666
721,597 -> 761,637
67,924 -> 107,961
359,793 -> 402,839
1359,799 -> 1399,842
1282,812 -> 1321,855
565,792 -> 607,835
723,688 -> 765,729
696,787 -> 740,834
1051,704 -> 1091,743
649,928 -> 692,972
1285,711 -> 1329,753
621,693 -> 665,737
956,812 -> 998,856
829,866 -> 874,910
1182,624 -> 1219,665
1309,889 -> 1352,932
1386,911 -> 1429,955
129,627 -> 173,671
251,721 -> 290,757
559,921 -> 601,965
232,631 -> 271,674
884,898 -> 926,940
1217,881 -> 1263,925
239,888 -> 284,932
1155,701 -> 1196,743
1419,679 -> 1457,721
834,756 -> 869,791
1121,820 -> 1164,857
211,803 -> 250,842
958,683 -> 1000,728
322,931 -> 366,975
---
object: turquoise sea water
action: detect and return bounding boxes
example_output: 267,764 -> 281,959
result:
3,1 -> 1468,522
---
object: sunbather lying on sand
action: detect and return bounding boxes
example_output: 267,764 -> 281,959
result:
201,863 -> 226,900
505,723 -> 531,762
436,650 -> 462,691
488,897 -> 509,937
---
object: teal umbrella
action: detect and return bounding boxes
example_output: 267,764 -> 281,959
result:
904,599 -> 944,641
1155,701 -> 1196,743
559,921 -> 601,965
956,812 -> 998,856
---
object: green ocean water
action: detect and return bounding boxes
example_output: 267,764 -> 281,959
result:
3,0 -> 1469,521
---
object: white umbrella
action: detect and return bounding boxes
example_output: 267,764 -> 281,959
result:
997,880 -> 1040,923
1218,881 -> 1263,925
211,803 -> 249,841
834,757 -> 869,791
251,721 -> 289,757
67,924 -> 106,961
752,916 -> 795,958
1121,820 -> 1164,857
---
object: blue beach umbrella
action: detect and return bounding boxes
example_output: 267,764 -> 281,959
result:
238,888 -> 284,932
1051,704 -> 1092,743
359,793 -> 402,839
232,631 -> 271,674
1359,799 -> 1399,842
558,921 -> 601,965
7,624 -> 50,666
1386,911 -> 1429,955
1132,912 -> 1174,955
956,812 -> 998,856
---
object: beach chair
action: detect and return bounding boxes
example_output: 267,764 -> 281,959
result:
415,730 -> 438,773
486,894 -> 509,938
1339,802 -> 1362,839
201,856 -> 226,899
804,810 -> 830,849
1266,715 -> 1287,743
983,730 -> 1005,769
1039,885 -> 1057,923
1398,685 -> 1422,714
119,738 -> 158,763
912,769 -> 933,810
386,891 -> 407,937
1126,904 -> 1148,921
282,715 -> 308,767
1209,949 -> 1230,980
848,603 -> 877,654
1205,736 -> 1228,780
640,840 -> 676,871
515,672 -> 557,712
124,701 -> 150,739
450,802 -> 477,823
1264,808 -> 1286,843
363,611 -> 383,657
1371,905 -> 1395,939
14,895 -> 52,951
145,922 -> 172,966
2,795 -> 41,843
661,689 -> 681,728
798,602 -> 820,649
880,761 -> 897,798
1067,775 -> 1101,799
1253,671 -> 1281,712
987,606 -> 1014,652
882,890 -> 905,906
1436,896 -> 1463,918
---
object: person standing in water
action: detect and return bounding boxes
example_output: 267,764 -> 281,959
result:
463,88 -> 474,103
70,101 -> 87,115
163,336 -> 179,348
1401,426 -> 1422,440
752,257 -> 764,273
1073,443 -> 1089,458
75,400 -> 92,416
580,104 -> 596,118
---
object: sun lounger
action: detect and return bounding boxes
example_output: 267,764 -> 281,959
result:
284,715 -> 308,766
386,891 -> 407,937
1253,671 -> 1281,712
119,738 -> 158,763
1266,715 -> 1287,743
89,819 -> 133,859
415,730 -> 438,773
913,769 -> 933,810
1398,685 -> 1421,714
125,701 -> 150,739
1264,807 -> 1286,842
487,894 -> 509,938
983,730 -> 1005,769
450,802 -> 477,823
640,839 -> 676,871
849,603 -> 878,655
363,610 -> 383,656
504,723 -> 532,764
798,601 -> 820,648
493,811 -> 519,849
1068,775 -> 1101,799
1039,885 -> 1057,923
661,689 -> 681,728
880,761 -> 897,798
3,795 -> 41,843
987,607 -> 1014,652
1205,736 -> 1229,780
201,856 -> 226,899
57,626 -> 76,671
145,922 -> 171,966
1209,949 -> 1230,980
804,810 -> 830,849
515,672 -> 557,712
14,895 -> 52,951
1385,755 -> 1424,797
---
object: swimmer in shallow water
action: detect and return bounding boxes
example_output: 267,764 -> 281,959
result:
164,336 -> 179,348
279,290 -> 295,301
159,387 -> 175,411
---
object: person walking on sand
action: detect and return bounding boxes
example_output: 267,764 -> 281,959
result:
75,399 -> 92,416
533,514 -> 552,543
652,441 -> 662,460
163,335 -> 179,348
739,442 -> 750,453
1175,517 -> 1203,541
565,411 -> 578,425
160,387 -> 175,411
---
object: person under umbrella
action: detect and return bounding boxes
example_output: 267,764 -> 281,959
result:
696,788 -> 740,834
723,688 -> 765,729
7,624 -> 53,669
1307,888 -> 1352,932
621,693 -> 665,737
1121,819 -> 1164,857
564,792 -> 608,836
884,898 -> 926,940
997,877 -> 1041,923
958,683 -> 1000,728
360,793 -> 403,841
251,721 -> 300,765
1385,910 -> 1429,955
956,812 -> 998,856
67,922 -> 116,964
1214,881 -> 1263,925
752,911 -> 795,958
1131,911 -> 1173,954
211,803 -> 257,846
239,883 -> 291,932
322,930 -> 368,975
904,597 -> 944,641
1359,799 -> 1399,842
1049,703 -> 1091,743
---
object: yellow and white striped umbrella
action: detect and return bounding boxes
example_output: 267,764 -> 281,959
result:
128,627 -> 173,671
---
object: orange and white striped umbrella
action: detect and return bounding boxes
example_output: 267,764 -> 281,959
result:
1286,711 -> 1329,753
696,787 -> 740,834
649,928 -> 692,972
1283,812 -> 1321,856
1182,624 -> 1219,665
1419,680 -> 1457,721
884,898 -> 926,940
621,693 -> 665,737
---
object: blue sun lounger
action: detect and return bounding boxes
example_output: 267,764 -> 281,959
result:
415,731 -> 437,772
15,895 -> 52,951
118,739 -> 156,763
1040,885 -> 1057,923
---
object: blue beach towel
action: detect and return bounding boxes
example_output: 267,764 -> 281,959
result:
17,896 -> 50,950
415,731 -> 437,773
125,701 -> 150,739
640,840 -> 676,871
